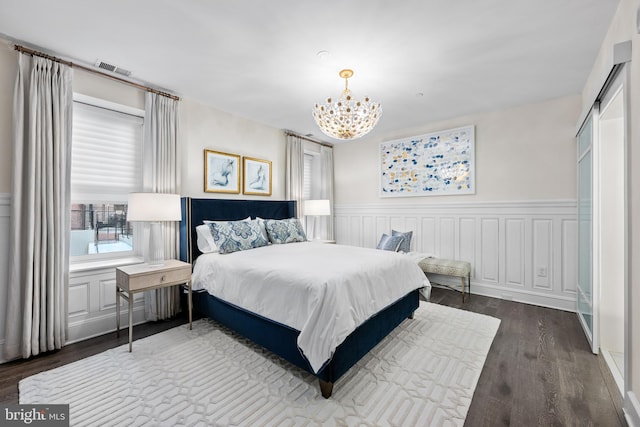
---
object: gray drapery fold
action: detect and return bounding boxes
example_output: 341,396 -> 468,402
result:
143,92 -> 181,321
5,54 -> 72,360
320,145 -> 335,240
285,134 -> 305,218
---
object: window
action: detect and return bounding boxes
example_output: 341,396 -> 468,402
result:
303,151 -> 322,201
303,153 -> 313,200
69,96 -> 144,260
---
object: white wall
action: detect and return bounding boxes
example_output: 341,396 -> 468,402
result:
334,95 -> 579,204
0,40 -> 14,194
581,0 -> 640,422
333,95 -> 580,310
179,99 -> 286,199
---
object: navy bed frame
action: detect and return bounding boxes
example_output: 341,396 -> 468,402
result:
179,197 -> 419,398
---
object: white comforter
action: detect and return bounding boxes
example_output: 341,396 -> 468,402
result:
192,242 -> 429,373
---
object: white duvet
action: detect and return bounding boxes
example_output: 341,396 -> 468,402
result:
191,242 -> 430,373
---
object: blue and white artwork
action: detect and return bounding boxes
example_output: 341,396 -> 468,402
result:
243,157 -> 272,196
380,126 -> 475,197
205,150 -> 241,194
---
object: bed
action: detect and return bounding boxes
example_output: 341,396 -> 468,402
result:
179,197 -> 428,398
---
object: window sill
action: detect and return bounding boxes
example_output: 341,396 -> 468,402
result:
69,256 -> 144,274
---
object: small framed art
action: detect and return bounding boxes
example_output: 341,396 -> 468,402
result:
204,149 -> 241,193
242,157 -> 272,196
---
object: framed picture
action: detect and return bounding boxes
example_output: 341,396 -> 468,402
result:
242,157 -> 272,196
380,125 -> 475,197
204,149 -> 241,193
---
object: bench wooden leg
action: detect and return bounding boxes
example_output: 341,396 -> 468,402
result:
461,276 -> 465,303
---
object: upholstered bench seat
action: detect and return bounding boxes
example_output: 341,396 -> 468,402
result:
417,257 -> 472,302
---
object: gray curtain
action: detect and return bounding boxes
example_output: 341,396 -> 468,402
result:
285,133 -> 305,217
5,54 -> 72,360
143,92 -> 180,321
320,145 -> 335,240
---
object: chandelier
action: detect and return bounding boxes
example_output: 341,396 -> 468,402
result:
312,69 -> 382,140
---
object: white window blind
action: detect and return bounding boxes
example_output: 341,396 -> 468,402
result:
303,153 -> 313,200
71,101 -> 143,203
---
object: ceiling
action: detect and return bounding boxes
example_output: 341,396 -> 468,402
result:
0,0 -> 619,143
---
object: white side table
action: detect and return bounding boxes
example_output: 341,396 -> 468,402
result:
116,259 -> 192,351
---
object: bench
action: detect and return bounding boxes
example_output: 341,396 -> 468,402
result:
417,258 -> 471,302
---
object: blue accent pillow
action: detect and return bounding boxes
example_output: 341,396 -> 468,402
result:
392,229 -> 413,253
208,219 -> 269,254
376,233 -> 404,251
264,218 -> 307,244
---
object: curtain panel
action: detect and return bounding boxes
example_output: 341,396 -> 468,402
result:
143,92 -> 181,321
5,54 -> 73,360
320,145 -> 335,240
285,134 -> 305,218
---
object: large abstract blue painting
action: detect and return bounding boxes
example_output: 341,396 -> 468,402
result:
380,126 -> 475,197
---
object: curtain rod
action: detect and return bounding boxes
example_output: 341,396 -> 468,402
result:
14,44 -> 180,101
284,131 -> 333,148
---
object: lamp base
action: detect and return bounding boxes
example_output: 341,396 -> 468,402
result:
147,222 -> 165,266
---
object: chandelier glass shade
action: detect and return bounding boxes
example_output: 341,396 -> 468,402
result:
312,69 -> 382,140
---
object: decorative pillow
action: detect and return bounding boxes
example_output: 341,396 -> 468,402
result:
392,229 -> 413,253
196,224 -> 218,253
208,219 -> 269,254
197,217 -> 252,254
264,218 -> 307,244
376,233 -> 404,251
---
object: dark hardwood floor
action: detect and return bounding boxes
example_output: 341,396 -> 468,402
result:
0,288 -> 626,426
429,288 -> 625,427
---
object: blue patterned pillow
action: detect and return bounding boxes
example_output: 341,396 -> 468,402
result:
376,233 -> 404,251
392,229 -> 413,253
264,218 -> 307,244
208,219 -> 269,254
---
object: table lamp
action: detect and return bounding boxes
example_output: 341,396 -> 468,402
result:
303,199 -> 331,241
127,193 -> 181,265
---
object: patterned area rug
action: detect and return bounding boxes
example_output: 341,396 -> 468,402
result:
20,302 -> 500,426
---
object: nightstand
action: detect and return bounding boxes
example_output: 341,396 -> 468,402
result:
116,259 -> 192,352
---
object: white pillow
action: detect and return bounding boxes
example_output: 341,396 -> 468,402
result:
253,217 -> 270,242
196,224 -> 218,253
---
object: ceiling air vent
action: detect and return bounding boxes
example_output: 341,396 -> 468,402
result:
95,60 -> 132,77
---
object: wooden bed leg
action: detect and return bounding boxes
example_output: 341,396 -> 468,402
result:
319,379 -> 334,399
408,311 -> 415,319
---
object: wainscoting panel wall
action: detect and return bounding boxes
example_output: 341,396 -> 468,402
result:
335,200 -> 577,311
68,266 -> 146,344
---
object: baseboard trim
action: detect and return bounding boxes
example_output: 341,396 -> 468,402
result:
470,282 -> 576,312
626,391 -> 640,427
428,273 -> 575,312
67,306 -> 147,344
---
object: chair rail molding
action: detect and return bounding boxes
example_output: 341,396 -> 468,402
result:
334,199 -> 578,311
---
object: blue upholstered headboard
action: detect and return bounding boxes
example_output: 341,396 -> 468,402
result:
179,197 -> 297,263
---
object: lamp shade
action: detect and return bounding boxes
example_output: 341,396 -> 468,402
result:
127,193 -> 181,222
303,199 -> 331,216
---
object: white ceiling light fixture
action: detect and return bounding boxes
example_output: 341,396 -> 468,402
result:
312,69 -> 382,141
